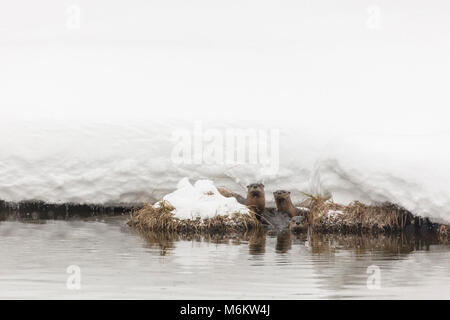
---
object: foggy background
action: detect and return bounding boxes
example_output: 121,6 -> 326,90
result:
1,0 -> 450,133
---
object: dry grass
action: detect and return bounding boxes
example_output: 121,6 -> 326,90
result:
438,225 -> 449,243
128,201 -> 262,234
306,196 -> 419,234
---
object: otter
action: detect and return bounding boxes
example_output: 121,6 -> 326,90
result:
245,183 -> 266,215
273,190 -> 304,218
217,184 -> 266,222
289,215 -> 307,232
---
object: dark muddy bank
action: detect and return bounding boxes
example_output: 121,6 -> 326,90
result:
0,200 -> 141,221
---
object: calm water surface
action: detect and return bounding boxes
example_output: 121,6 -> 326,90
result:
0,217 -> 449,299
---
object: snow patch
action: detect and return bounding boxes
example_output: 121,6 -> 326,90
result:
327,210 -> 344,217
158,178 -> 250,220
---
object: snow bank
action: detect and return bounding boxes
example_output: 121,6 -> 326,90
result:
158,178 -> 249,220
0,118 -> 449,225
2,1 -> 450,226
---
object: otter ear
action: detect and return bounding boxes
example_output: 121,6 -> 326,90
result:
288,191 -> 291,194
246,185 -> 250,189
260,184 -> 265,187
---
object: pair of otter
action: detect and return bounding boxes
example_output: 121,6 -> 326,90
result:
218,183 -> 306,221
244,184 -> 303,218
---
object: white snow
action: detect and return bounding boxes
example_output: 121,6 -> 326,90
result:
1,2 -> 450,224
158,178 -> 249,220
0,118 -> 449,225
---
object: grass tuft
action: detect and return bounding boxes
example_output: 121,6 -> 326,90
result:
305,196 -> 434,234
128,200 -> 262,234
438,225 -> 449,243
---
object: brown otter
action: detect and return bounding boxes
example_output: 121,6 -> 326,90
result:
289,215 -> 308,233
273,190 -> 303,218
245,183 -> 266,215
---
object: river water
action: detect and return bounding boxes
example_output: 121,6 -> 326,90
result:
0,217 -> 449,299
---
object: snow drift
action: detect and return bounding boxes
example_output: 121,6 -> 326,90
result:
0,117 -> 449,225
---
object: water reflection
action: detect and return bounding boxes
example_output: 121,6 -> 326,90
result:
1,219 -> 449,299
136,229 -> 443,257
248,230 -> 266,255
275,231 -> 292,253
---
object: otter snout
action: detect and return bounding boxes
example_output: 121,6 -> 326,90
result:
273,190 -> 290,196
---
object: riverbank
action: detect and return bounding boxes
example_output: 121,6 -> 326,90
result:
1,196 -> 447,243
0,199 -> 136,221
128,196 -> 449,243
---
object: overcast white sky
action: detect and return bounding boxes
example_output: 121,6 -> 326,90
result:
1,0 -> 450,134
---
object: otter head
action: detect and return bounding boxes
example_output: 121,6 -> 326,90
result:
289,215 -> 304,226
289,215 -> 307,232
247,183 -> 265,198
245,183 -> 265,214
273,190 -> 291,205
